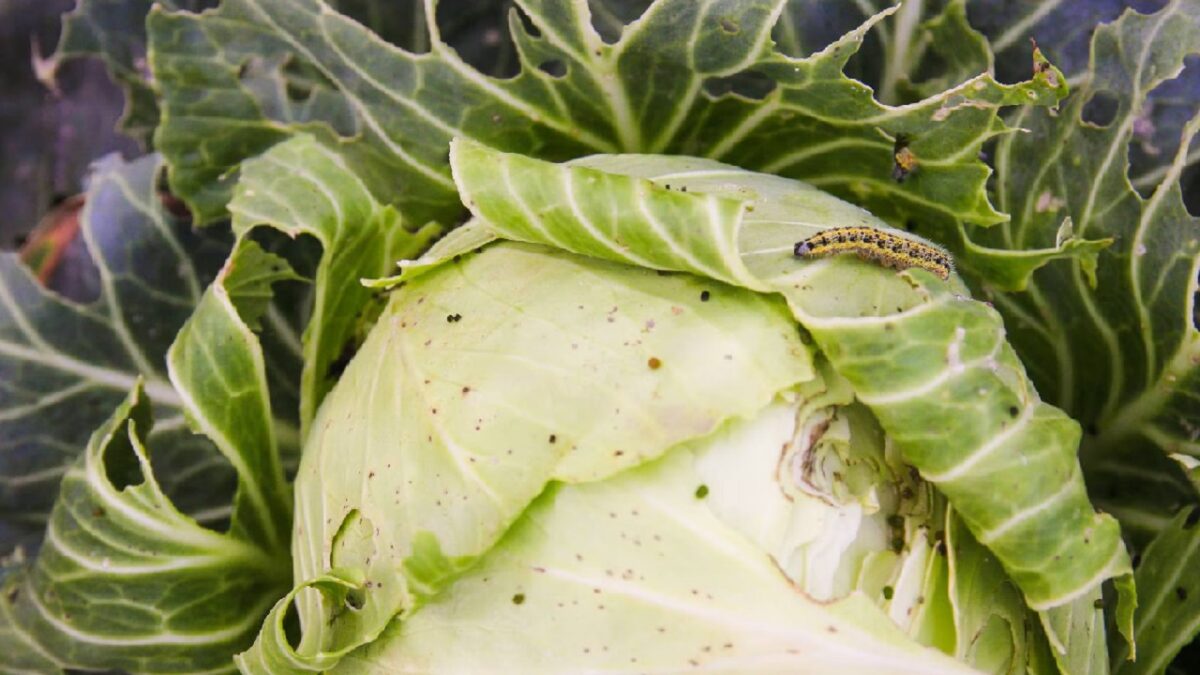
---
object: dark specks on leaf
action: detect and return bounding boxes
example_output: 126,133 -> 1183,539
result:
1185,508 -> 1199,529
1178,586 -> 1188,601
446,313 -> 462,323
718,17 -> 739,34
549,434 -> 557,444
700,290 -> 710,302
695,484 -> 709,499
1008,406 -> 1020,418
512,593 -> 525,605
647,357 -> 662,369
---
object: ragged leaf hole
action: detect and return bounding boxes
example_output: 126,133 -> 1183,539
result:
1081,89 -> 1119,128
104,420 -> 146,491
703,70 -> 776,100
587,0 -> 649,45
538,59 -> 567,78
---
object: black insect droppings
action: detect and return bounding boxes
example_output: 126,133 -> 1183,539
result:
512,593 -> 526,605
446,313 -> 462,323
700,290 -> 711,302
1178,587 -> 1189,601
695,484 -> 709,499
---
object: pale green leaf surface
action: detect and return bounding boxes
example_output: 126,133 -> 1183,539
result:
946,507 -> 1050,674
681,394 -> 974,659
241,241 -> 815,670
148,0 -> 1063,232
167,240 -> 294,553
334,449 -> 977,675
449,140 -> 1130,628
1113,507 -> 1200,675
228,135 -> 441,436
1039,588 -> 1111,675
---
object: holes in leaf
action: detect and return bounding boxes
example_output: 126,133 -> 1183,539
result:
702,70 -> 776,100
538,59 -> 567,78
283,595 -> 303,649
1081,89 -> 1120,128
280,56 -> 337,104
1192,269 -> 1199,332
1129,56 -> 1200,196
433,0 -> 519,78
513,6 -> 542,38
103,418 -> 146,491
588,0 -> 651,45
345,586 -> 367,611
332,0 -> 431,54
1185,162 -> 1200,218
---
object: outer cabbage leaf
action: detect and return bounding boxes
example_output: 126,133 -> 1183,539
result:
449,139 -> 1132,661
148,0 -> 1064,233
240,241 -> 815,670
49,0 -> 508,145
334,448 -> 976,674
977,1 -> 1200,547
51,0 -> 217,145
1113,506 -> 1200,674
0,154 -> 240,555
0,237 -> 295,673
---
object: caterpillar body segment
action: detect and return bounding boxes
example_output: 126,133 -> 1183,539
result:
793,227 -> 953,280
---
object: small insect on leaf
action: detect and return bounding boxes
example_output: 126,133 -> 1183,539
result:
793,227 -> 953,280
892,134 -> 917,183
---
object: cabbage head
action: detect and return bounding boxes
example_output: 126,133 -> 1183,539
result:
236,140 -> 1133,674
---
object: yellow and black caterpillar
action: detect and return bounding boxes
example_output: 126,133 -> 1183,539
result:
793,227 -> 952,280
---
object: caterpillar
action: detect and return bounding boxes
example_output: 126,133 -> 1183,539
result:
793,227 -> 953,280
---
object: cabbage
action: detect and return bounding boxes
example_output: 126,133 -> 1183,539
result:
6,2 -> 1200,673
235,141 -> 1129,673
